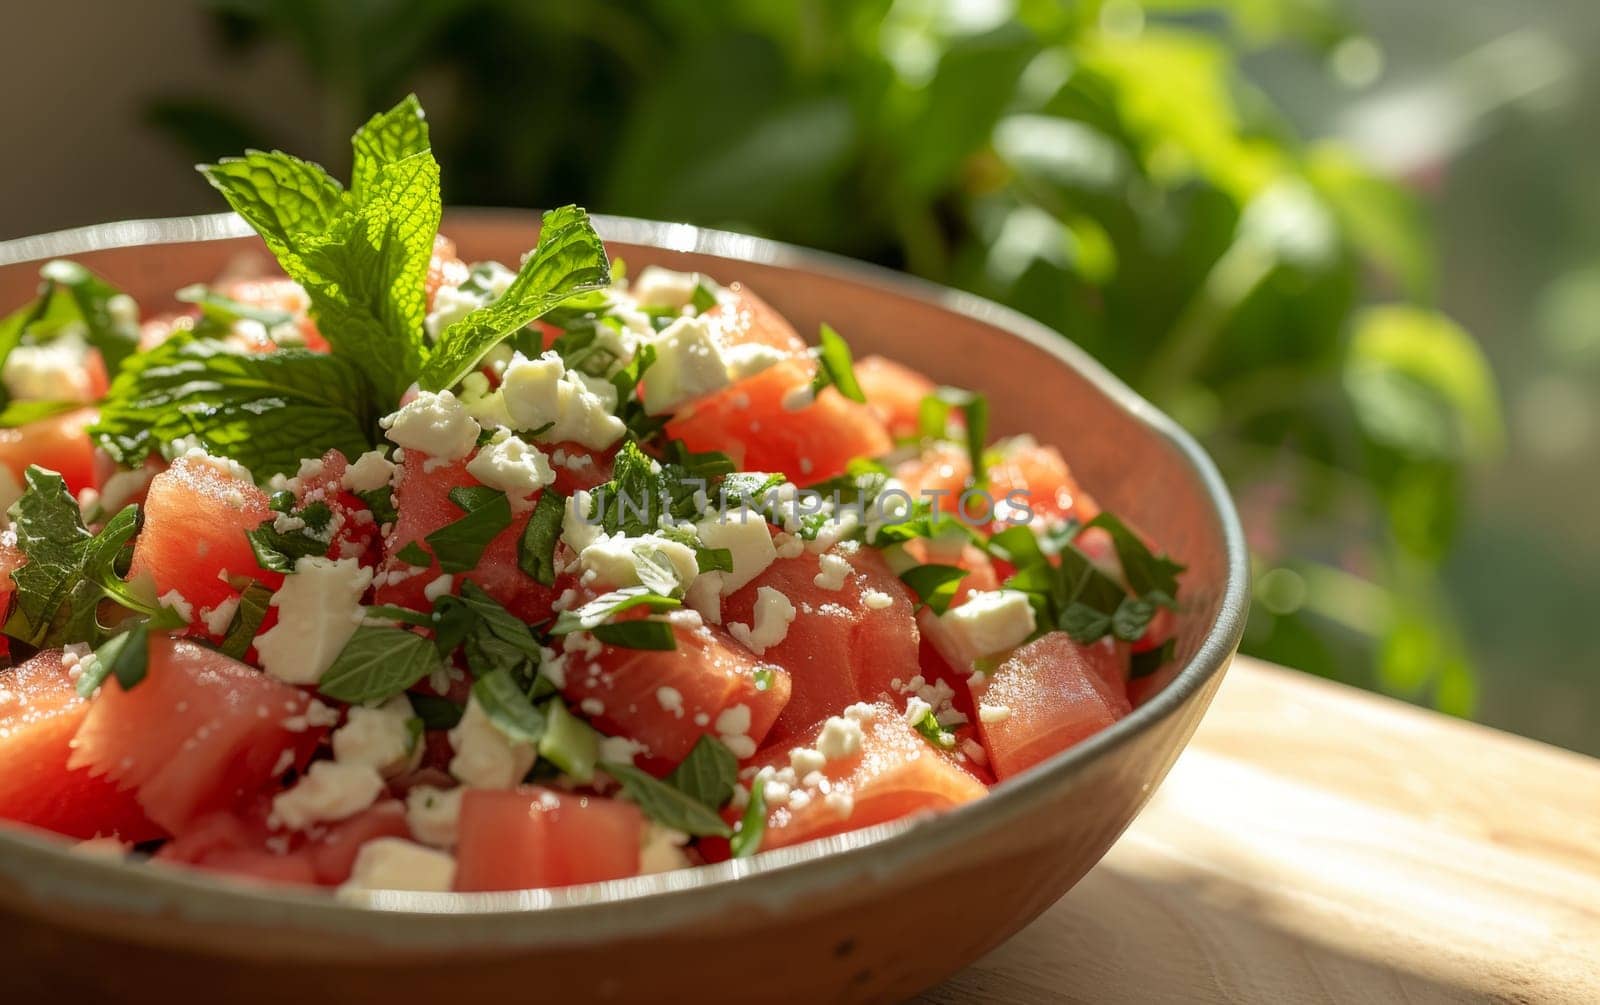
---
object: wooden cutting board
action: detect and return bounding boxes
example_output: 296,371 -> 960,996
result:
927,657 -> 1600,1003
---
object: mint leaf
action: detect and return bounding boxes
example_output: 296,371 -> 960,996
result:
550,586 -> 680,635
396,541 -> 431,567
200,94 -> 442,404
425,486 -> 511,573
472,668 -> 547,746
410,692 -> 465,730
0,260 -> 140,409
419,205 -> 611,392
1084,512 -> 1185,600
517,488 -> 565,587
811,323 -> 866,403
602,761 -> 733,838
730,776 -> 767,858
90,337 -> 374,477
220,581 -> 273,659
0,400 -> 78,429
591,619 -> 677,651
898,563 -> 969,616
82,621 -> 152,696
917,387 -> 988,483
317,624 -> 440,704
666,735 -> 738,809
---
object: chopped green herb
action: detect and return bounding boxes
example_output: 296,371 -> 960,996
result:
396,541 -> 432,567
472,668 -> 547,746
517,488 -> 565,586
550,586 -> 680,635
424,486 -> 511,573
538,699 -> 600,784
811,324 -> 866,403
317,624 -> 440,704
908,704 -> 957,750
730,776 -> 767,858
219,581 -> 274,660
666,735 -> 739,810
77,620 -> 153,697
409,692 -> 466,730
591,619 -> 677,651
898,563 -> 969,616
602,761 -> 733,838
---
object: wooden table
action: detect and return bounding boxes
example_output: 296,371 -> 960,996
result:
928,657 -> 1600,1003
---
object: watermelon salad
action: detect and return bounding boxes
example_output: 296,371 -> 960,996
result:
0,97 -> 1184,897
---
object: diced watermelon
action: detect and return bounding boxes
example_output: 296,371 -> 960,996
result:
704,284 -> 811,358
68,635 -> 326,833
375,451 -> 555,622
747,701 -> 987,851
292,449 -> 381,563
128,454 -> 284,614
969,632 -> 1131,781
896,437 -> 1099,531
855,355 -> 939,440
0,407 -> 98,496
302,800 -> 413,885
453,787 -> 643,892
666,369 -> 892,484
156,797 -> 411,888
0,650 -> 161,841
724,547 -> 919,744
561,607 -> 790,763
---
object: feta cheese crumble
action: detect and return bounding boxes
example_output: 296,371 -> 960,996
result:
331,694 -> 420,777
405,785 -> 464,848
340,838 -> 456,893
938,589 -> 1037,662
271,761 -> 385,831
380,389 -> 481,462
727,586 -> 795,656
465,431 -> 556,511
254,556 -> 373,686
448,694 -> 537,789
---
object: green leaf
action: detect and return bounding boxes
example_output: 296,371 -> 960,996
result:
810,323 -> 866,403
176,283 -> 294,339
247,516 -> 329,575
516,488 -> 565,587
917,387 -> 988,482
77,621 -> 152,697
591,619 -> 677,650
1084,513 -> 1186,599
898,563 -> 969,616
602,760 -> 733,838
425,487 -> 512,573
89,337 -> 375,477
0,399 -> 78,429
220,581 -> 273,660
419,205 -> 612,392
690,282 -> 718,314
5,467 -> 96,645
317,624 -> 440,704
472,668 -> 547,746
410,692 -> 466,730
666,735 -> 738,809
0,260 -> 140,410
396,541 -> 431,567
550,586 -> 680,635
350,94 -> 432,203
730,776 -> 767,859
1344,306 -> 1502,462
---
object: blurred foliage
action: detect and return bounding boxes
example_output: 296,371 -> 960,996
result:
157,0 -> 1501,713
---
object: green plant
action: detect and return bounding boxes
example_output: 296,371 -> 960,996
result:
155,0 -> 1501,713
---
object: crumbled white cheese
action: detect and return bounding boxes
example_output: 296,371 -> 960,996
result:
638,822 -> 692,874
342,449 -> 397,493
630,266 -> 706,311
405,785 -> 464,848
380,390 -> 480,461
789,746 -> 827,778
938,589 -> 1037,661
813,552 -> 852,591
497,350 -> 625,449
448,693 -> 537,789
723,341 -> 787,382
270,761 -> 385,831
727,586 -> 795,656
978,703 -> 1013,724
332,695 -> 419,777
340,837 -> 456,893
578,532 -> 699,593
157,589 -> 195,624
562,489 -> 604,554
694,513 -> 776,595
685,575 -> 723,625
2,331 -> 96,402
862,588 -> 894,610
466,431 -> 555,511
254,556 -> 373,686
597,734 -> 647,767
199,596 -> 239,636
422,573 -> 454,603
642,315 -> 731,414
815,714 -> 864,761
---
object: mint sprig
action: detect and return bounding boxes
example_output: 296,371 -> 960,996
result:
199,94 -> 441,404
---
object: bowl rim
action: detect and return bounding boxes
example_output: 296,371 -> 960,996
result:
0,210 -> 1249,946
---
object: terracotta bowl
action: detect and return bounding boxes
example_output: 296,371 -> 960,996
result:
0,211 -> 1248,1003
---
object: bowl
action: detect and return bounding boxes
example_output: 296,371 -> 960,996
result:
0,210 -> 1248,1003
